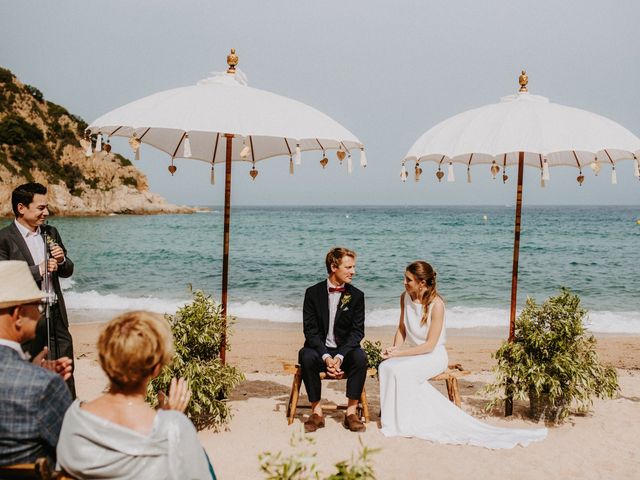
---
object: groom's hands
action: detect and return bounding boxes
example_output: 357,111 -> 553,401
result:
324,356 -> 344,379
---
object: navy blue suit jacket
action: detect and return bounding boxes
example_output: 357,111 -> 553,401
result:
0,346 -> 72,465
302,280 -> 365,359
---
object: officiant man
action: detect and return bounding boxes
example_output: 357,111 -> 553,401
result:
0,182 -> 76,396
298,247 -> 368,433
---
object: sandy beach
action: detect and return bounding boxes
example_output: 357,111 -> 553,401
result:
69,316 -> 640,480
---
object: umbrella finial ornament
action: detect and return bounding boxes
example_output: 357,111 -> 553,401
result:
227,48 -> 239,73
519,70 -> 528,93
490,160 -> 500,179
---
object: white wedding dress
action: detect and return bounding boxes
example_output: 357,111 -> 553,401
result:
379,295 -> 547,449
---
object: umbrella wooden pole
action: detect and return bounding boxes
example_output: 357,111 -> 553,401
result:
505,150 -> 525,416
220,133 -> 234,365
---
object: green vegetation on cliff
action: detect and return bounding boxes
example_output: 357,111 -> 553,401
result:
0,66 -> 132,194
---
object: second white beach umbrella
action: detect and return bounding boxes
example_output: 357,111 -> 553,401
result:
402,71 -> 640,413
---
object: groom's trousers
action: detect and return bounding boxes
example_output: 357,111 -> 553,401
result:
298,346 -> 367,403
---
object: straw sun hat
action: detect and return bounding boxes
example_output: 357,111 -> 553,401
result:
0,261 -> 48,309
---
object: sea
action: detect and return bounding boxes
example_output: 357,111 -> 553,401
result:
3,205 -> 639,334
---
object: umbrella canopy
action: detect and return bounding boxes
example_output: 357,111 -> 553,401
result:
402,73 -> 640,404
87,49 -> 366,363
87,53 -> 365,168
403,72 -> 640,184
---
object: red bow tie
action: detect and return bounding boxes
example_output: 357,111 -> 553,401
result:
329,286 -> 345,293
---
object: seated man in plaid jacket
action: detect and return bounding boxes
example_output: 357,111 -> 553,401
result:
0,261 -> 72,466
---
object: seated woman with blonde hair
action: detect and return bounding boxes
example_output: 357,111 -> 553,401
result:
56,311 -> 215,479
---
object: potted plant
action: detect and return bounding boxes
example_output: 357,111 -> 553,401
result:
485,288 -> 619,422
147,289 -> 244,430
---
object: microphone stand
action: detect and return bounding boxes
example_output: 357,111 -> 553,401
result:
41,223 -> 57,360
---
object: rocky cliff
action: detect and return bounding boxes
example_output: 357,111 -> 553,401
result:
0,67 -> 193,216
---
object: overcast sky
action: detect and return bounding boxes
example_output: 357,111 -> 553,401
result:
1,0 -> 639,206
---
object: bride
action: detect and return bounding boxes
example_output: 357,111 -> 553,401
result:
378,261 -> 547,449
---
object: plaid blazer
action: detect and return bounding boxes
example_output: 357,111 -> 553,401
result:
0,345 -> 72,466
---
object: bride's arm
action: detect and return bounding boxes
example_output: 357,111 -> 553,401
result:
382,294 -> 406,358
390,298 -> 444,358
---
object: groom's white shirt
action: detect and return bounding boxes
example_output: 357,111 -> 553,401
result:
323,279 -> 344,362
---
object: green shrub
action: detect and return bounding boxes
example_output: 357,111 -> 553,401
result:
0,67 -> 14,84
0,115 -> 44,145
260,432 -> 378,480
114,153 -> 133,167
46,101 -> 70,119
147,289 -> 244,431
25,84 -> 44,102
362,340 -> 382,372
484,288 -> 619,422
122,176 -> 138,188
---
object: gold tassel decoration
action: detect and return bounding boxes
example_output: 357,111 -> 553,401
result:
210,164 -> 215,185
467,167 -> 472,183
289,156 -> 294,175
347,155 -> 353,174
634,157 -> 640,178
611,166 -> 617,185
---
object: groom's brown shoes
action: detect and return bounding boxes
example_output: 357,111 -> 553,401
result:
343,414 -> 366,432
304,413 -> 325,433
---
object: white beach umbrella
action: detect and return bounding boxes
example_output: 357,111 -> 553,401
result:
87,49 -> 366,363
402,71 -> 640,352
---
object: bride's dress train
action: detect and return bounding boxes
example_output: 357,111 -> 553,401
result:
379,296 -> 547,449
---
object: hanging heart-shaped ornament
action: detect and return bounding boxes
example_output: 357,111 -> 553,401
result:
436,170 -> 444,182
577,174 -> 585,185
168,165 -> 177,175
502,173 -> 508,184
336,150 -> 346,161
250,168 -> 259,180
415,164 -> 423,181
320,156 -> 329,168
104,142 -> 112,153
490,161 -> 500,179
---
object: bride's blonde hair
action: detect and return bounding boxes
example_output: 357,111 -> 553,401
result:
406,261 -> 440,326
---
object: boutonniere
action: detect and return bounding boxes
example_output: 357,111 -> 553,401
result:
340,294 -> 352,309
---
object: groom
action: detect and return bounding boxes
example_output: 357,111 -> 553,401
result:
299,247 -> 367,433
